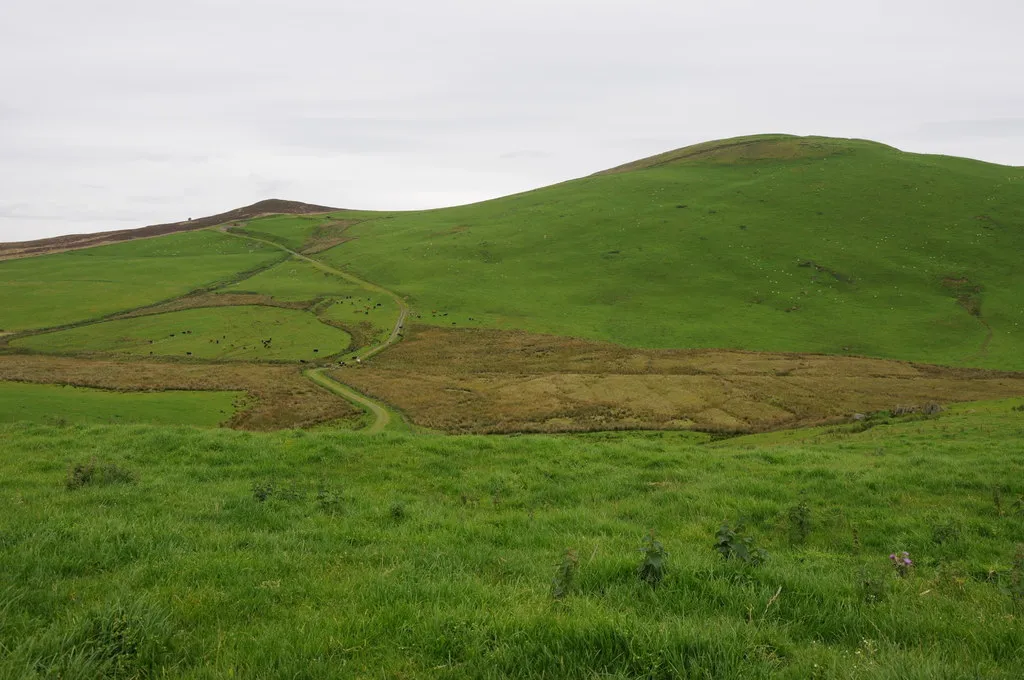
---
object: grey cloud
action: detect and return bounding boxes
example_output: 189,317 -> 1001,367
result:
0,205 -> 68,221
0,203 -> 141,224
126,195 -> 191,206
248,176 -> 294,199
500,150 -> 553,160
916,118 -> 1024,139
0,147 -> 209,164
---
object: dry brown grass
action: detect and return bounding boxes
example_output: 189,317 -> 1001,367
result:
331,326 -> 1024,434
0,355 -> 360,430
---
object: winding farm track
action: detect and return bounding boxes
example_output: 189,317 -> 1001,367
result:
304,368 -> 391,434
219,226 -> 408,432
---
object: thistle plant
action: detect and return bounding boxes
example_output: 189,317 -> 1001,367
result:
889,551 -> 913,577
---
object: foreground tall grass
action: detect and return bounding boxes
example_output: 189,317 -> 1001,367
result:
1,399 -> 1023,678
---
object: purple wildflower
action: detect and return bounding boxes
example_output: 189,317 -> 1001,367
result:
889,551 -> 913,576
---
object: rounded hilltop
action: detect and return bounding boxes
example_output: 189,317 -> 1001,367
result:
597,134 -> 910,175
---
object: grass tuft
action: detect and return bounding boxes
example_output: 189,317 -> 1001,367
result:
65,457 -> 137,490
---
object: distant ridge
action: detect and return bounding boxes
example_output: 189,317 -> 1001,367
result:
0,199 -> 337,259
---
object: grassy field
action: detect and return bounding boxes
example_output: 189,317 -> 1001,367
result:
232,211 -> 385,254
1,399 -> 1022,678
217,257 -> 399,350
319,294 -> 400,352
11,307 -> 352,362
0,381 -> 242,427
0,230 -> 281,332
317,135 -> 1024,369
230,214 -> 335,251
219,257 -> 360,301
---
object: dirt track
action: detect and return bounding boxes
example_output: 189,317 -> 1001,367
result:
305,368 -> 391,434
220,228 -> 408,432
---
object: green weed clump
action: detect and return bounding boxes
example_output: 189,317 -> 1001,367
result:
715,519 -> 768,565
787,498 -> 811,546
388,500 -> 408,522
637,534 -> 668,587
551,549 -> 579,599
251,480 -> 275,502
251,479 -> 303,503
65,457 -> 137,490
315,484 -> 345,515
930,518 -> 963,547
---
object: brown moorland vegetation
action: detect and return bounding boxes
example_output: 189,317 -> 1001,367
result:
0,355 -> 360,430
331,326 -> 1024,434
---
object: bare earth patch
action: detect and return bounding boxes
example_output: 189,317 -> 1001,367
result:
331,326 -> 1024,434
0,355 -> 360,430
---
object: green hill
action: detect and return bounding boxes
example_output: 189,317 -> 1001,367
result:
316,134 -> 1024,369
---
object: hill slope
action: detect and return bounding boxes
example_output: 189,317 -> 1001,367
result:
0,199 -> 336,260
315,134 -> 1024,369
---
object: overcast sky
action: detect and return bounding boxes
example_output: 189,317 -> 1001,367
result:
1,0 -> 1022,242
